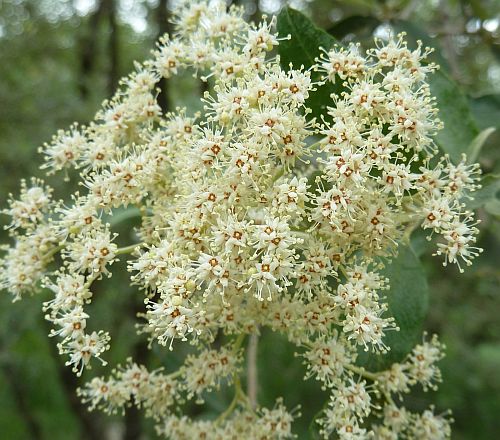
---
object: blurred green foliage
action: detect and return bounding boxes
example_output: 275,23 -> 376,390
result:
0,0 -> 499,439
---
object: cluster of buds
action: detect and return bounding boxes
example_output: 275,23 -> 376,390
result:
0,1 -> 481,438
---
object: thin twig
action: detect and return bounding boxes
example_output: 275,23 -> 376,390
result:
116,243 -> 143,255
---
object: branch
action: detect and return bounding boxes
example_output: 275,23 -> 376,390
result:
116,243 -> 143,255
247,332 -> 259,409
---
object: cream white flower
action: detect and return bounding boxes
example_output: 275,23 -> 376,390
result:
0,2 -> 480,438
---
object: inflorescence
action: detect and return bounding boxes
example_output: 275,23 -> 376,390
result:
0,1 -> 482,438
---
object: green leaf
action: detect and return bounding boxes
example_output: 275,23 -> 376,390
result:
485,199 -> 500,217
277,8 -> 338,72
277,8 -> 343,120
467,127 -> 496,164
410,228 -> 433,257
469,94 -> 500,130
105,206 -> 142,226
466,174 -> 500,210
358,244 -> 429,371
429,69 -> 479,164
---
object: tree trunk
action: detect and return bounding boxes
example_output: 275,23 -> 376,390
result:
78,0 -> 106,99
156,0 -> 171,114
106,0 -> 119,97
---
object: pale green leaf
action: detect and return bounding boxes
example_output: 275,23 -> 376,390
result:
467,127 -> 496,164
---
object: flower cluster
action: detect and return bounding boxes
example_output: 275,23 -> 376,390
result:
156,399 -> 296,440
318,334 -> 451,438
0,1 -> 482,438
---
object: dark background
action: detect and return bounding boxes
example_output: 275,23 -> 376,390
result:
0,1 -> 499,439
